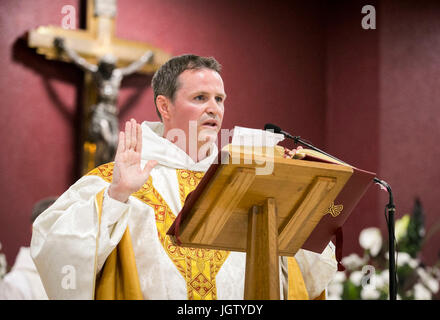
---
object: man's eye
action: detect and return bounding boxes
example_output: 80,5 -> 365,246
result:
195,95 -> 205,101
215,97 -> 223,103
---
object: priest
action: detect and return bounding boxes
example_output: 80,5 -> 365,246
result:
31,54 -> 337,300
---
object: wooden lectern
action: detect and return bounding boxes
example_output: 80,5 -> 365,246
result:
167,145 -> 374,300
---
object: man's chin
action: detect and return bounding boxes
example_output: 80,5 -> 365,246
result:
198,128 -> 219,141
197,133 -> 218,160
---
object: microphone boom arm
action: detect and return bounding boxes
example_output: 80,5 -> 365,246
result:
290,135 -> 349,166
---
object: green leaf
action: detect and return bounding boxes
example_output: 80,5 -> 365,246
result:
397,198 -> 425,258
342,280 -> 361,300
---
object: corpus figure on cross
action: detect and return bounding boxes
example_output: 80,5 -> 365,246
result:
54,37 -> 154,165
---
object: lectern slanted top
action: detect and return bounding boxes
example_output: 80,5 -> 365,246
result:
168,146 -> 370,255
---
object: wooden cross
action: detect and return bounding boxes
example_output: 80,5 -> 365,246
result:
28,0 -> 171,175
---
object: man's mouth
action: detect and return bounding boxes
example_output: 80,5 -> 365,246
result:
201,119 -> 219,129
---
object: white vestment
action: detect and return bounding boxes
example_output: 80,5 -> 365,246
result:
0,247 -> 48,300
31,121 -> 337,300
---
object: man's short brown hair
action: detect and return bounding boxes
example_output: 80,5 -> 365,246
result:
151,54 -> 222,120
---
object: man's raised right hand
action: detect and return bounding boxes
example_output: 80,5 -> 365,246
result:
108,119 -> 157,203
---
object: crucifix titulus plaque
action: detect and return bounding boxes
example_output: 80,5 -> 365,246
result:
28,0 -> 171,174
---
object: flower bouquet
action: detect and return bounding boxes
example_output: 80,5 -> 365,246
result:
327,199 -> 440,300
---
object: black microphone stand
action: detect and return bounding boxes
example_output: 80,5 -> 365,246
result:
283,133 -> 397,300
373,178 -> 397,301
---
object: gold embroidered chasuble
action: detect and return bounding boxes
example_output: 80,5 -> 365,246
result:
89,162 -> 229,300
89,162 -> 322,300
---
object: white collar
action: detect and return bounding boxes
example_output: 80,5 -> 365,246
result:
140,121 -> 218,172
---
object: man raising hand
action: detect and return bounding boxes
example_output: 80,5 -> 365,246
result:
108,119 -> 157,203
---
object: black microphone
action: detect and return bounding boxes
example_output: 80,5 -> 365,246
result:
264,123 -> 295,139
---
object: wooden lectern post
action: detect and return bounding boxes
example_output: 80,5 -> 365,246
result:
245,198 -> 280,300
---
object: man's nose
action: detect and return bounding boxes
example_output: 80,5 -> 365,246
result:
205,97 -> 223,117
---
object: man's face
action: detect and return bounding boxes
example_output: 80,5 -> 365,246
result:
166,68 -> 226,151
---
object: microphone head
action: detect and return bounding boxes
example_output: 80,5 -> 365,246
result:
264,123 -> 282,133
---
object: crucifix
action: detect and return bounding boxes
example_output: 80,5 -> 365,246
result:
27,0 -> 171,175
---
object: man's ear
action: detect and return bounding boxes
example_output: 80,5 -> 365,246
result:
156,95 -> 172,121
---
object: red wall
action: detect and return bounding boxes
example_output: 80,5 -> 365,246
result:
379,0 -> 440,265
325,1 -> 381,259
0,1 -> 83,264
0,0 -> 326,265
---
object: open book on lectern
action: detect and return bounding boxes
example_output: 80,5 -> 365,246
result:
167,127 -> 376,262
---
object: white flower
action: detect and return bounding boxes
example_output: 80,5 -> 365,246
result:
414,283 -> 432,300
333,271 -> 347,283
379,270 -> 389,287
327,294 -> 342,300
396,252 -> 419,268
430,266 -> 440,279
327,271 -> 346,300
373,272 -> 386,290
417,268 -> 439,294
359,227 -> 382,257
361,285 -> 381,300
327,282 -> 343,299
342,253 -> 366,270
350,271 -> 364,286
